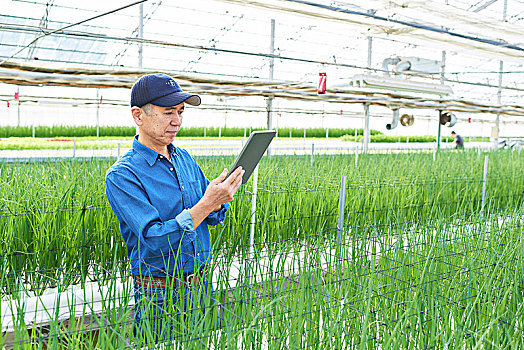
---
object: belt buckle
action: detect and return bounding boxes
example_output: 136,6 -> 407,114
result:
185,272 -> 196,285
154,277 -> 164,288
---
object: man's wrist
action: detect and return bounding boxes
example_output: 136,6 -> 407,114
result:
197,200 -> 216,215
189,200 -> 216,228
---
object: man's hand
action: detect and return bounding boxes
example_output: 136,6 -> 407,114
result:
188,167 -> 245,228
205,167 -> 244,210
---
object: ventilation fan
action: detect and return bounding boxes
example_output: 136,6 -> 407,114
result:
400,114 -> 414,126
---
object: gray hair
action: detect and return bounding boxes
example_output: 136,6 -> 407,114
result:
142,103 -> 153,115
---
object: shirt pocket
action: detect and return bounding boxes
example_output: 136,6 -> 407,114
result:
188,179 -> 204,206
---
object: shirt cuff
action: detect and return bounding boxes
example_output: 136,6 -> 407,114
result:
207,202 -> 230,225
176,209 -> 196,242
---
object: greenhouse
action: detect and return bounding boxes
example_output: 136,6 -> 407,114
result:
0,0 -> 524,348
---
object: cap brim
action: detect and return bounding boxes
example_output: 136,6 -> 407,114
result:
151,92 -> 201,107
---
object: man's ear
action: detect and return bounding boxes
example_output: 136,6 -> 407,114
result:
131,107 -> 143,126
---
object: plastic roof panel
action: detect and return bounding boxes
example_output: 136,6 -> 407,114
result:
0,0 -> 522,107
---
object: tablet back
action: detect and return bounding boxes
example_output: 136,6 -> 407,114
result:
229,130 -> 276,184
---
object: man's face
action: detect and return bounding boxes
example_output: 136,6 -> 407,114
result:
139,103 -> 184,145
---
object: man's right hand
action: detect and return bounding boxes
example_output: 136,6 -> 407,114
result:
204,167 -> 244,210
188,167 -> 244,228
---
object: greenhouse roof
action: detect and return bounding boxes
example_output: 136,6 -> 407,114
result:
0,0 -> 523,108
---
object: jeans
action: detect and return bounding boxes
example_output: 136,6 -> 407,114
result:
133,274 -> 219,345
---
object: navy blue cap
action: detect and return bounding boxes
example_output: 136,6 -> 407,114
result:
130,74 -> 201,108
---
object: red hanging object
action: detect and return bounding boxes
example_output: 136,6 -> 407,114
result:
318,73 -> 327,94
14,92 -> 19,100
99,95 -> 103,104
468,117 -> 471,123
7,101 -> 10,108
340,110 -> 343,115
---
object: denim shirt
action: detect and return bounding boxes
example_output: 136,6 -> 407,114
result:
105,136 -> 229,277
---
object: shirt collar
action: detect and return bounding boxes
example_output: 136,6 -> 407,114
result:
168,143 -> 179,157
133,135 -> 178,166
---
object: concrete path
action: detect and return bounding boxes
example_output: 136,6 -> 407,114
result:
0,139 -> 495,162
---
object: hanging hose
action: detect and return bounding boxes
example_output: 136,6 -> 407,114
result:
386,108 -> 400,130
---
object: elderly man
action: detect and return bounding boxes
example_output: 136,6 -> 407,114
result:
105,73 -> 244,343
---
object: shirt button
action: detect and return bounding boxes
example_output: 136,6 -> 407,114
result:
181,186 -> 184,189
159,155 -> 163,158
170,168 -> 173,171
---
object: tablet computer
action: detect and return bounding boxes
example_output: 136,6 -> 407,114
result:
227,130 -> 276,184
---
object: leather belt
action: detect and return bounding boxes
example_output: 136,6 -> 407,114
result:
134,269 -> 207,289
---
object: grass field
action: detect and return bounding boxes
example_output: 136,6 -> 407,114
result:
0,150 -> 523,348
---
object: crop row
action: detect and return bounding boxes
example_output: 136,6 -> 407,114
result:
0,150 -> 523,291
0,126 -> 380,138
2,209 -> 523,348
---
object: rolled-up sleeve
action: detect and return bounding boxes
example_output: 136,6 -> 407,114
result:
106,169 -> 196,254
206,202 -> 230,226
192,158 -> 230,226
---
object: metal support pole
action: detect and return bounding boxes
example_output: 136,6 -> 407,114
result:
136,0 -> 142,137
266,96 -> 273,131
73,137 -> 77,158
134,4 -> 144,137
17,87 -> 20,127
355,146 -> 359,167
438,51 -> 445,152
363,104 -> 370,153
367,37 -> 372,68
311,143 -> 314,166
204,127 -> 206,138
269,19 -> 275,83
360,37 -> 372,155
248,165 -> 259,275
96,89 -> 100,138
494,114 -> 500,149
219,127 -> 221,139
138,3 -> 143,68
480,155 -> 489,220
495,60 -> 503,148
437,110 -> 442,151
354,129 -> 357,143
266,19 -> 275,157
32,125 -> 35,138
117,142 -> 121,159
337,176 -> 347,264
441,51 -> 446,84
